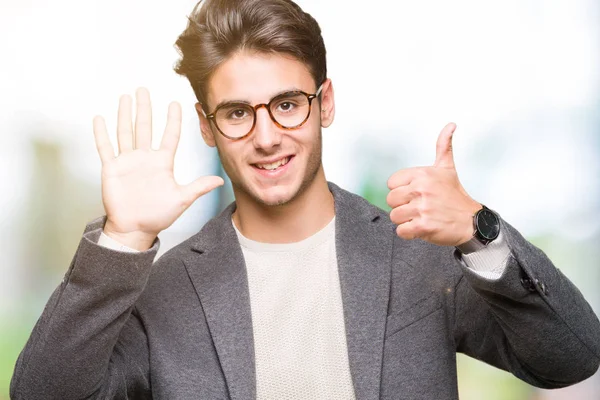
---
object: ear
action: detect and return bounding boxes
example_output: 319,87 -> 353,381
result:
195,103 -> 217,147
319,78 -> 335,128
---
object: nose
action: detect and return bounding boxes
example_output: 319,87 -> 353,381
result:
252,104 -> 282,150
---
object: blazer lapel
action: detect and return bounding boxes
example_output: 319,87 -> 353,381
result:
330,182 -> 393,400
183,203 -> 256,400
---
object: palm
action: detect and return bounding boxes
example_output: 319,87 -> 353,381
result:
102,150 -> 181,235
93,88 -> 223,238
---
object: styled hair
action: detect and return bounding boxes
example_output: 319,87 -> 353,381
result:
173,0 -> 327,110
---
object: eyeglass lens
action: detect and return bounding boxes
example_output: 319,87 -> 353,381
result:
214,92 -> 311,138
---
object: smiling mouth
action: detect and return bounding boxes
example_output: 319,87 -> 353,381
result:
253,156 -> 292,171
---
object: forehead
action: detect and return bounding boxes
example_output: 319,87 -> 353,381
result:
206,50 -> 315,107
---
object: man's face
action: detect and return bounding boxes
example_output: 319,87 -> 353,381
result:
197,51 -> 334,207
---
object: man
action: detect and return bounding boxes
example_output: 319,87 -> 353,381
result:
10,0 -> 600,399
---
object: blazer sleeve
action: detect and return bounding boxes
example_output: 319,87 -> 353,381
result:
10,216 -> 160,400
452,217 -> 600,388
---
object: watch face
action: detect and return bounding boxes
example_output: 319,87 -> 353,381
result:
476,209 -> 500,241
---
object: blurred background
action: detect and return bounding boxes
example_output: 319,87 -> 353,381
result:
1,0 -> 599,398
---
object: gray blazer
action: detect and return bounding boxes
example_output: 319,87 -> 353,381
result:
11,182 -> 600,399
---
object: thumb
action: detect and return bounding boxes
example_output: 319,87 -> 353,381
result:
181,175 -> 225,205
434,122 -> 457,169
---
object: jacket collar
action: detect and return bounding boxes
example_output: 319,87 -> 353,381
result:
182,182 -> 392,400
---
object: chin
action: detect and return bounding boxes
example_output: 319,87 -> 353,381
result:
252,183 -> 299,207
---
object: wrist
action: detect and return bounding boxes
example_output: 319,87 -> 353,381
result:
456,204 -> 501,254
103,221 -> 157,251
458,201 -> 482,245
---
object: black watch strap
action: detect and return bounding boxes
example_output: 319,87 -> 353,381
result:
456,236 -> 486,254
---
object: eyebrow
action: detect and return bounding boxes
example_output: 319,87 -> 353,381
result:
212,87 -> 306,111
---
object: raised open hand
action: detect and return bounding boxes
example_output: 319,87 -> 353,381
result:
386,123 -> 481,246
93,88 -> 224,250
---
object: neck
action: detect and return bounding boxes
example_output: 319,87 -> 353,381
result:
231,168 -> 335,243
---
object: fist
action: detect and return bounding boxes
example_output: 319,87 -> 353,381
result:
386,123 -> 481,246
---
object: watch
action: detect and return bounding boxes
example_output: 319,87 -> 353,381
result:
455,205 -> 501,254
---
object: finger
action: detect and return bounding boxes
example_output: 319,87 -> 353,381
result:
390,203 -> 418,225
387,168 -> 418,190
117,94 -> 133,153
434,122 -> 456,169
93,116 -> 115,164
160,101 -> 182,154
180,176 -> 225,206
135,87 -> 153,150
396,220 -> 421,240
386,184 -> 418,208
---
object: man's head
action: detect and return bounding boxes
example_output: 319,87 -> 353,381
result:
174,0 -> 335,207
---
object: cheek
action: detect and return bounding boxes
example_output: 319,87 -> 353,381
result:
215,142 -> 245,173
309,104 -> 322,127
296,117 -> 321,145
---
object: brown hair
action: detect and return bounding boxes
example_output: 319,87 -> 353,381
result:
173,0 -> 327,110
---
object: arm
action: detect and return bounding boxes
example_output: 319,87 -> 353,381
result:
10,88 -> 223,398
10,216 -> 159,399
386,122 -> 600,387
453,218 -> 600,388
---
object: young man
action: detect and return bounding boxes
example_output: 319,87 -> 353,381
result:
11,0 -> 600,399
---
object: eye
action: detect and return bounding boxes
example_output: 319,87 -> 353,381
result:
276,101 -> 297,113
226,108 -> 249,120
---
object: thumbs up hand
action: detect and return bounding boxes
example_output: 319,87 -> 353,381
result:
386,123 -> 482,246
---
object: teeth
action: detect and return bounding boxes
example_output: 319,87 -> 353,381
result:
257,157 -> 290,170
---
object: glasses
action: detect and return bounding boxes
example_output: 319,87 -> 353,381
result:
202,85 -> 323,140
